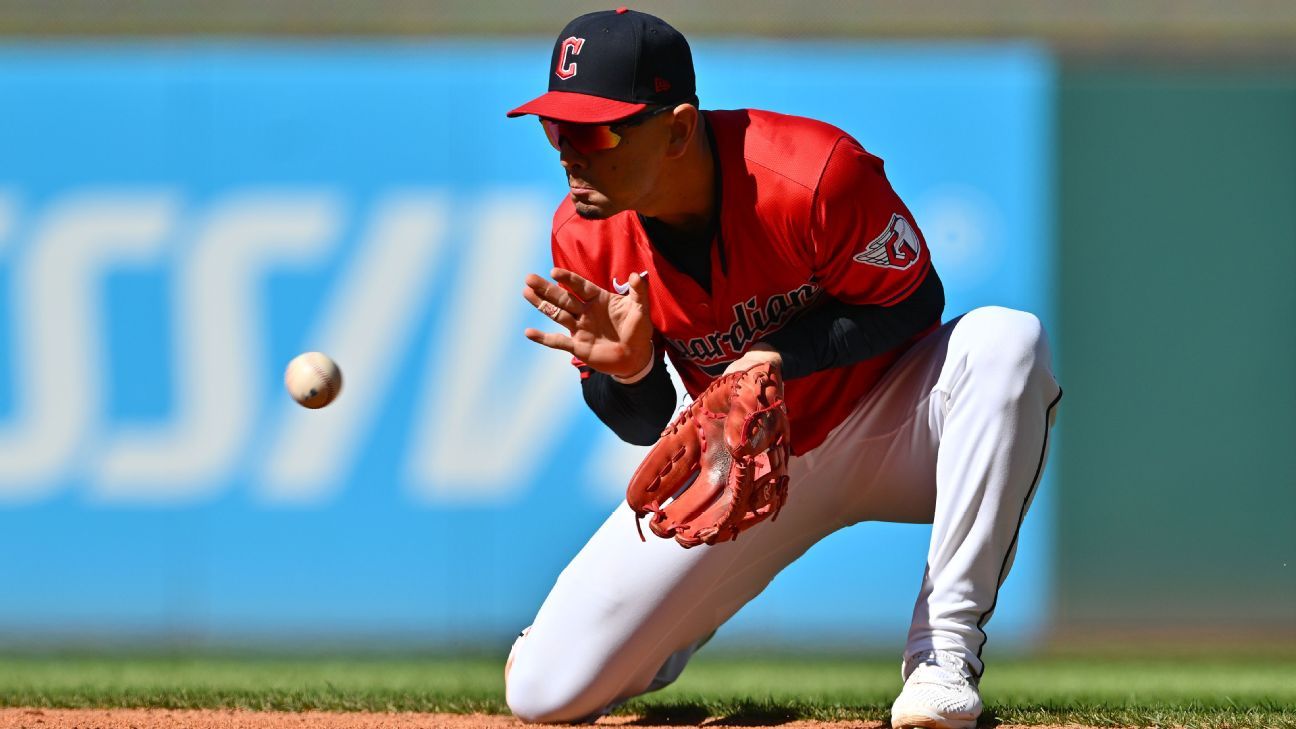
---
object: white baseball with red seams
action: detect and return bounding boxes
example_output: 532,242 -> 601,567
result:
284,352 -> 343,409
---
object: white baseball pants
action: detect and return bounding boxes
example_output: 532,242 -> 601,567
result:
506,306 -> 1062,723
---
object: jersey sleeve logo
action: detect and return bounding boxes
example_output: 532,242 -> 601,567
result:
555,37 -> 585,80
853,213 -> 923,270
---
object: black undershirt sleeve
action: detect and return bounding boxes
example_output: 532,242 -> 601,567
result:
579,356 -> 677,446
766,267 -> 945,380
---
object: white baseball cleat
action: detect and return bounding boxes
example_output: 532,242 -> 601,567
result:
889,650 -> 983,729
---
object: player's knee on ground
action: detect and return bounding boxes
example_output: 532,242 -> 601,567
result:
960,306 -> 1053,400
505,626 -> 612,724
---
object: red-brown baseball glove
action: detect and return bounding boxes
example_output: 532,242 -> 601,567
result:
626,361 -> 791,549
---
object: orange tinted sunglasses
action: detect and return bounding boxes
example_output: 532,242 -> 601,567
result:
540,105 -> 673,155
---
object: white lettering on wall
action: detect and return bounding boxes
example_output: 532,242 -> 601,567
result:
0,191 -> 177,500
0,187 -> 599,508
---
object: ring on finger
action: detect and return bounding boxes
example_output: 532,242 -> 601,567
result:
539,301 -> 560,320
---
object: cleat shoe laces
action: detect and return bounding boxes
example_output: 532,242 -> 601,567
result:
890,650 -> 983,729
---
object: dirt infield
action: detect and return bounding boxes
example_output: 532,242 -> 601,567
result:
0,708 -> 1102,729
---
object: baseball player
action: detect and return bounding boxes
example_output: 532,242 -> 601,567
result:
506,9 -> 1061,729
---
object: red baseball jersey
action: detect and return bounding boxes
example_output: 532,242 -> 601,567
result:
552,109 -> 937,454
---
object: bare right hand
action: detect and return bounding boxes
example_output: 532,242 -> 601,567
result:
522,268 -> 654,379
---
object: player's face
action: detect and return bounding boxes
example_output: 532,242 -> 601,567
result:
547,109 -> 676,220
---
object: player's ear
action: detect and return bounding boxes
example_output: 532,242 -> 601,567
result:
663,104 -> 699,160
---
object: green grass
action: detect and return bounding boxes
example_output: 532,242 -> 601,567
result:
1,653 -> 1294,727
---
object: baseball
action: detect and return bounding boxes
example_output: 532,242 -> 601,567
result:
284,352 -> 343,409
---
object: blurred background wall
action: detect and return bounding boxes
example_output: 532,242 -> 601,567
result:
0,1 -> 1292,650
1056,68 -> 1296,642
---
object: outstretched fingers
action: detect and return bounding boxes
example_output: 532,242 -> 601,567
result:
523,327 -> 575,354
524,272 -> 585,310
550,268 -> 608,302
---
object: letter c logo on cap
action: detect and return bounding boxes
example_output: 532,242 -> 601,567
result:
555,36 -> 585,80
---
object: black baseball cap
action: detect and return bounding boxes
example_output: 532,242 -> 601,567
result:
507,7 -> 697,124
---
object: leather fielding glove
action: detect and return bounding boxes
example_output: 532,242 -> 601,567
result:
625,361 -> 791,548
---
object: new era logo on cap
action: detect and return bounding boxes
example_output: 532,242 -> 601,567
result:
507,7 -> 698,124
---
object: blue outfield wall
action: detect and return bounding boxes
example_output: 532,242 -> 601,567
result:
0,42 -> 1054,649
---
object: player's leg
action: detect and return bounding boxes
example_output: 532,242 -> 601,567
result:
902,306 -> 1060,677
505,443 -> 881,723
790,306 -> 1059,729
864,306 -> 1059,729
